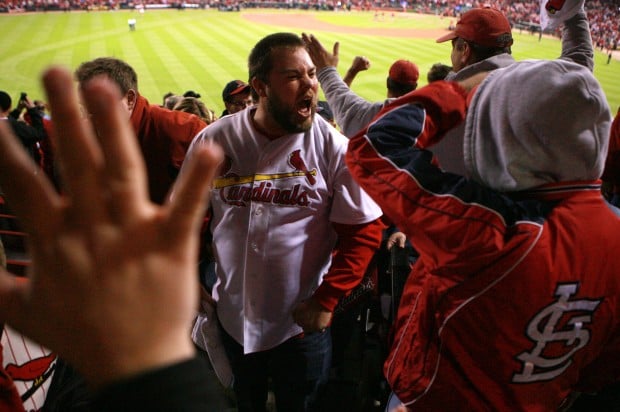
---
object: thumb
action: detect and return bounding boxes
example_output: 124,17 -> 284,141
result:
333,42 -> 340,58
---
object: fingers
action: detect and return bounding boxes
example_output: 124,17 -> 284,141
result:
301,33 -> 314,53
43,67 -> 106,222
332,41 -> 340,58
303,33 -> 326,54
292,299 -> 331,333
387,232 -> 407,250
361,56 -> 371,70
165,141 -> 223,243
352,56 -> 370,72
81,77 -> 149,221
395,233 -> 406,248
0,117 -> 58,235
292,301 -> 313,331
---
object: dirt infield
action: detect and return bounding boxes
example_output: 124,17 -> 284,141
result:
242,12 -> 448,39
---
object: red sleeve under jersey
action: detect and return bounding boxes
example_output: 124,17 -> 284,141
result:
312,218 -> 385,311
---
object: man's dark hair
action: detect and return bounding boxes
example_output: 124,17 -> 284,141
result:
386,78 -> 416,97
427,63 -> 453,83
183,90 -> 201,99
467,40 -> 512,62
0,91 -> 11,112
248,32 -> 305,100
75,57 -> 138,95
162,91 -> 174,105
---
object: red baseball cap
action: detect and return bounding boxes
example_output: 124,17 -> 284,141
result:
436,7 -> 513,48
388,60 -> 419,85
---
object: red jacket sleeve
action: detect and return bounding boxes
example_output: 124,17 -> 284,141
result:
312,218 -> 385,311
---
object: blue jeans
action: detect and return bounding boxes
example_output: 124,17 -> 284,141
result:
220,326 -> 332,412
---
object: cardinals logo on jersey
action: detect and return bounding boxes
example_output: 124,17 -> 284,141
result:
512,283 -> 602,383
2,326 -> 57,411
288,150 -> 316,185
215,150 -> 317,207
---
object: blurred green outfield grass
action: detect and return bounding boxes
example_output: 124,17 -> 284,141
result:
1,8 -> 618,115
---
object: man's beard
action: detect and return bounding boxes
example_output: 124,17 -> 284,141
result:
266,92 -> 315,134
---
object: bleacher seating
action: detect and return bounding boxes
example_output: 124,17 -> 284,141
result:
0,194 -> 29,276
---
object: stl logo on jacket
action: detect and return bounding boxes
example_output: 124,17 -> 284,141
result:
214,149 -> 317,208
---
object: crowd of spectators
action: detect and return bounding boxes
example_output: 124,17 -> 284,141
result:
429,0 -> 619,52
1,0 -> 618,49
1,4 -> 620,410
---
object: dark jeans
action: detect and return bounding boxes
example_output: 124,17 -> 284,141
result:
220,326 -> 332,412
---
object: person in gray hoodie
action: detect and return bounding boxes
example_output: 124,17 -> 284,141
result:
345,25 -> 616,412
303,3 -> 592,176
302,7 -> 513,143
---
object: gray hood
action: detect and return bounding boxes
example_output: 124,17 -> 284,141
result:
432,53 -> 516,176
463,59 -> 612,192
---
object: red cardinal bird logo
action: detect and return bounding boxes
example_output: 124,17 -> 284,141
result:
288,150 -> 316,185
6,353 -> 56,382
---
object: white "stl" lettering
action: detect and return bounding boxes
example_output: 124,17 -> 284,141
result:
512,283 -> 602,383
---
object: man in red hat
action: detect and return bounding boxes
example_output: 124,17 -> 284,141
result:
386,59 -> 419,98
429,5 -> 592,177
424,7 -> 517,176
302,7 -> 513,141
435,7 -> 514,74
345,2 -> 617,410
342,56 -> 419,98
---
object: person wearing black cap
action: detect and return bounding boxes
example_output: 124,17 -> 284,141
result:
183,90 -> 201,99
221,80 -> 253,117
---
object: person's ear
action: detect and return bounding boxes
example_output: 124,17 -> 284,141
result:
251,77 -> 267,99
461,42 -> 474,66
126,89 -> 138,112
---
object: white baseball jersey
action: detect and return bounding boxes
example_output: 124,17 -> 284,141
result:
2,325 -> 56,411
189,108 -> 382,354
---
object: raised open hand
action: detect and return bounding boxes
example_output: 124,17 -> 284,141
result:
0,67 -> 222,387
302,32 -> 340,71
